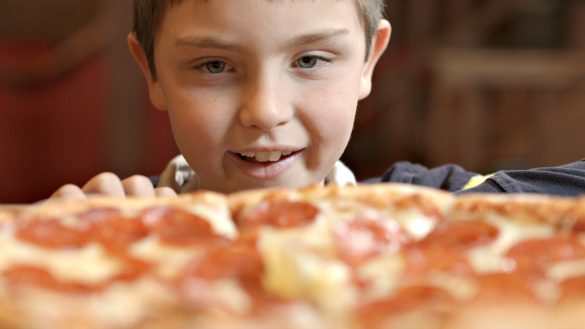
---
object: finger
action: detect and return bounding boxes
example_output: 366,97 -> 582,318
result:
121,175 -> 156,198
154,187 -> 178,198
50,184 -> 87,201
82,172 -> 126,197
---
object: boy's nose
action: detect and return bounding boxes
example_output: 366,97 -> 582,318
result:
238,76 -> 293,130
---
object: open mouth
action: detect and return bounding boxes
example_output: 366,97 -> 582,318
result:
229,149 -> 303,179
235,150 -> 299,163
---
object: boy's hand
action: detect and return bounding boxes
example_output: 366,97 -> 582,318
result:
50,173 -> 177,201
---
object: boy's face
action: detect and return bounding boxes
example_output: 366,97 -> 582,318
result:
131,0 -> 390,193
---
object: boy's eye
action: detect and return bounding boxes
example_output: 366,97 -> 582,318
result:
194,60 -> 228,74
297,56 -> 319,69
205,60 -> 226,73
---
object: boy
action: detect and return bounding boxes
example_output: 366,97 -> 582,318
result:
52,0 -> 392,200
52,0 -> 585,200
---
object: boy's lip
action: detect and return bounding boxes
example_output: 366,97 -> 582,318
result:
233,146 -> 302,154
227,148 -> 303,180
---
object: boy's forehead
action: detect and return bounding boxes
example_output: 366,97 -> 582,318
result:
167,0 -> 360,13
161,0 -> 363,28
153,0 -> 368,55
163,0 -> 362,24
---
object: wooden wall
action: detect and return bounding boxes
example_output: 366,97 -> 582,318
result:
344,0 -> 585,178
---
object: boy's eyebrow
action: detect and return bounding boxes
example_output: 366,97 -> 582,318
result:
172,28 -> 351,51
284,28 -> 351,48
174,37 -> 239,51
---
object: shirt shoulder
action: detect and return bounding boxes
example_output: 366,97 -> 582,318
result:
460,159 -> 585,196
365,161 -> 478,192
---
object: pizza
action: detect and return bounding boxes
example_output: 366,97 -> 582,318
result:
0,183 -> 584,329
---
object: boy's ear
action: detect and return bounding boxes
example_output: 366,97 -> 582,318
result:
358,20 -> 391,100
127,33 -> 167,111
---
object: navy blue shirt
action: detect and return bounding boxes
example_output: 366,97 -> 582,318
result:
367,159 -> 585,197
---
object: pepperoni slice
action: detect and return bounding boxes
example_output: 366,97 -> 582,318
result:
177,243 -> 283,313
418,220 -> 499,249
473,272 -> 538,302
177,244 -> 265,308
235,200 -> 319,231
88,213 -> 149,253
234,230 -> 260,250
141,207 -> 226,246
181,244 -> 264,288
404,246 -> 474,277
357,285 -> 455,329
3,265 -> 94,293
560,275 -> 585,301
4,265 -> 61,289
333,215 -> 410,266
110,257 -> 151,283
506,236 -> 585,273
569,216 -> 585,233
16,219 -> 89,249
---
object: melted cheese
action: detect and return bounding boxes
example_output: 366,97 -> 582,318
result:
185,204 -> 237,239
259,221 -> 355,312
129,236 -> 201,279
356,255 -> 404,301
396,212 -> 436,240
317,199 -> 436,240
0,235 -> 121,284
548,259 -> 585,282
468,216 -> 554,274
426,271 -> 478,301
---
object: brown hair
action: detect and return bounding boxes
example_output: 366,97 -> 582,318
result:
133,0 -> 386,79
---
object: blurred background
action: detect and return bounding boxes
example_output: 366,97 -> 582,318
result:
0,0 -> 584,203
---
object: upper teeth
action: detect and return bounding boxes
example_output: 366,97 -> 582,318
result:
240,151 -> 292,162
